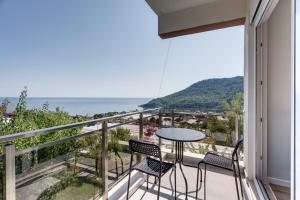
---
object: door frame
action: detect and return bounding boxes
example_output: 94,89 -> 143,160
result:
255,21 -> 268,185
247,0 -> 280,197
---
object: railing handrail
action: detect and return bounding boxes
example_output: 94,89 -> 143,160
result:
0,108 -> 161,144
164,111 -> 223,116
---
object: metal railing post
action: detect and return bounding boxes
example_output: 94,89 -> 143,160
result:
171,109 -> 175,127
4,142 -> 16,200
235,115 -> 241,155
158,109 -> 162,127
138,113 -> 143,162
158,110 -> 162,147
171,109 -> 175,153
139,113 -> 143,140
235,114 -> 240,142
101,121 -> 108,200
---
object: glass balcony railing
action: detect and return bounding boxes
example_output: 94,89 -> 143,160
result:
0,108 -> 160,200
0,108 -> 243,200
160,108 -> 244,161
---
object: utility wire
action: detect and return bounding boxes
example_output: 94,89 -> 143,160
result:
157,40 -> 172,98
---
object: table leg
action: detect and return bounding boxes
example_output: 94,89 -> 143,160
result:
174,162 -> 177,199
179,162 -> 188,199
175,141 -> 188,200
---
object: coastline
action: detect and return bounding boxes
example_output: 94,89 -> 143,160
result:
0,97 -> 152,116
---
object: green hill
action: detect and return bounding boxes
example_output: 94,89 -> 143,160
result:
141,76 -> 243,111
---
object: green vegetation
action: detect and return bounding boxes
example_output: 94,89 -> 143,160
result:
141,76 -> 243,110
0,84 -> 244,198
0,89 -> 137,199
222,92 -> 243,141
54,182 -> 98,200
109,128 -> 132,177
175,92 -> 244,149
201,116 -> 227,133
110,128 -> 131,143
37,174 -> 99,200
178,122 -> 199,130
93,112 -> 119,119
0,88 -> 85,151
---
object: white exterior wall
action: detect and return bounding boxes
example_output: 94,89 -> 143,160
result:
146,0 -> 295,196
294,0 -> 299,198
249,0 -> 260,22
266,0 -> 291,186
243,21 -> 256,181
157,0 -> 246,35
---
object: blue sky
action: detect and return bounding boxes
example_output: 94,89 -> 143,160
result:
0,0 -> 244,98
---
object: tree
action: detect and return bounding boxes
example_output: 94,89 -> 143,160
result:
200,115 -> 227,150
222,92 -> 243,144
77,134 -> 102,176
108,128 -> 132,177
0,98 -> 10,131
204,116 -> 227,134
0,88 -> 84,172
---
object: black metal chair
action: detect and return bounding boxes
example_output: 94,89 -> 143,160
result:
126,139 -> 174,200
196,137 -> 244,200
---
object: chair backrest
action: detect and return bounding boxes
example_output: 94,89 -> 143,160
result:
232,137 -> 243,160
129,139 -> 161,158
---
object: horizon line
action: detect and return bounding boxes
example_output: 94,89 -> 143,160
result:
0,96 -> 154,99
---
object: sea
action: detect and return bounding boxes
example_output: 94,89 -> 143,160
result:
0,97 -> 152,116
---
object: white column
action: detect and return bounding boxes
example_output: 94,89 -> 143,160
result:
293,0 -> 297,198
5,143 -> 16,200
243,20 -> 257,181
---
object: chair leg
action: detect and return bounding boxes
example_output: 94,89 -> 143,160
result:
237,161 -> 243,198
126,169 -> 132,200
204,164 -> 207,200
127,153 -> 134,200
174,165 -> 177,199
115,158 -> 119,179
196,162 -> 202,200
196,166 -> 199,200
147,175 -> 149,190
157,177 -> 161,200
233,163 -> 240,200
200,166 -> 203,183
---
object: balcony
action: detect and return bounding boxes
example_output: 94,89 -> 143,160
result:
0,108 -> 244,200
126,160 -> 242,200
110,142 -> 243,200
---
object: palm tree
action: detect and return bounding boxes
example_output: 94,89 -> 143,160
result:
109,128 -> 131,178
222,92 -> 243,144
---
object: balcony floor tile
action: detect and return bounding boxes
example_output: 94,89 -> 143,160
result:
129,163 -> 242,200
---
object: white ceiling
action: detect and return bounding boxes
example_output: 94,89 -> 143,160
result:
146,0 -> 218,15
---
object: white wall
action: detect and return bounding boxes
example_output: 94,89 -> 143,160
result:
248,0 -> 260,22
248,0 -> 271,25
266,0 -> 291,186
294,0 -> 299,198
157,0 -> 246,35
243,20 -> 257,181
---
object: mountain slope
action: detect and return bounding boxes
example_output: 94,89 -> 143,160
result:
141,76 -> 243,110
